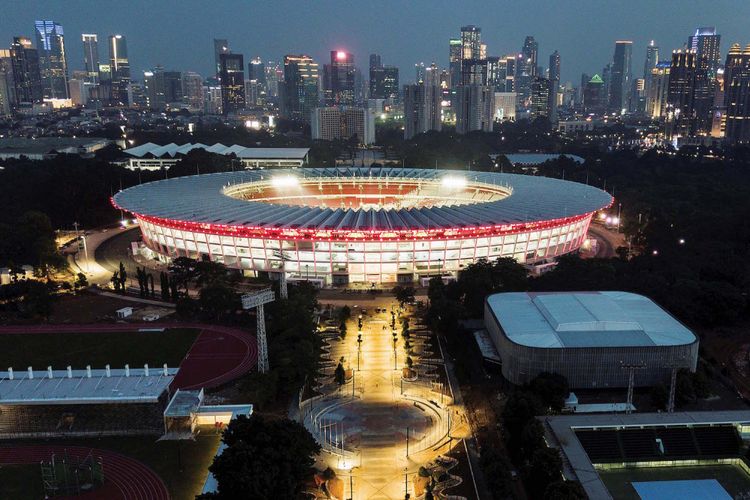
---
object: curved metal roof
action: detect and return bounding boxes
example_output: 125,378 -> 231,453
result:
113,167 -> 612,231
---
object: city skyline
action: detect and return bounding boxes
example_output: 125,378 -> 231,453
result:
2,0 -> 750,84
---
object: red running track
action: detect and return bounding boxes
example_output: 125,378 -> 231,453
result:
0,323 -> 258,391
0,445 -> 169,500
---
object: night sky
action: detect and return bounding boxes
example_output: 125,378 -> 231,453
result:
3,0 -> 749,84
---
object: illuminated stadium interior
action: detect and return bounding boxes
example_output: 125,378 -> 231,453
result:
113,167 -> 613,285
223,175 -> 513,210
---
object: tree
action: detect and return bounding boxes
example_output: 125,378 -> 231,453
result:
74,272 -> 88,291
479,448 -> 514,500
502,391 -> 544,437
199,283 -> 238,320
544,480 -> 587,499
205,414 -> 320,499
338,305 -> 351,323
392,285 -> 415,306
118,261 -> 127,293
526,447 -> 563,498
529,372 -> 570,412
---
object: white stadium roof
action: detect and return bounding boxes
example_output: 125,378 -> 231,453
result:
486,291 -> 697,349
123,142 -> 309,160
0,367 -> 177,405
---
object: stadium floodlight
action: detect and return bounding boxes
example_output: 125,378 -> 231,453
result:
271,174 -> 300,189
441,175 -> 467,189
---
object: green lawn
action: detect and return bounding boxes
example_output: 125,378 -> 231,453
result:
0,328 -> 200,371
599,464 -> 750,499
0,433 -> 222,500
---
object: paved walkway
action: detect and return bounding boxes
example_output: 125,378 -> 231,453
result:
0,444 -> 169,500
0,323 -> 257,391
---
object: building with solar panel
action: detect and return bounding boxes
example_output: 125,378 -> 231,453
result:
485,291 -> 699,389
112,167 -> 612,285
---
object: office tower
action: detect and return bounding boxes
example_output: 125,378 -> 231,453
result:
516,36 -> 539,106
247,57 -> 266,106
369,65 -> 399,102
548,50 -> 560,83
503,55 -> 517,92
108,35 -> 130,106
460,26 -> 482,61
214,39 -> 229,78
522,36 -> 538,76
609,40 -> 632,113
127,81 -> 147,108
143,66 -> 183,110
204,83 -> 222,114
415,62 -> 425,84
424,62 -> 440,87
449,38 -> 462,89
311,107 -> 375,144
643,41 -> 659,89
264,61 -> 281,98
34,20 -> 68,99
403,83 -> 442,139
0,50 -> 11,115
493,91 -> 516,121
248,57 -> 266,86
369,54 -> 381,71
645,61 -> 670,119
219,53 -> 245,114
666,49 -> 704,137
583,74 -> 606,115
182,71 -> 204,111
455,84 -> 494,134
461,58 -> 486,86
281,54 -> 319,122
723,44 -> 750,144
689,27 -> 721,77
323,51 -> 355,105
530,76 -> 555,122
10,37 -> 43,104
82,34 -> 99,83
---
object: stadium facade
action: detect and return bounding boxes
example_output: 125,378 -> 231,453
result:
485,291 -> 699,389
113,167 -> 612,285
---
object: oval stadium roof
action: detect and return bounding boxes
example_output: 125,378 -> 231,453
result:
113,167 -> 612,232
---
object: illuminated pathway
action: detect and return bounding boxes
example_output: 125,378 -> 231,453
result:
303,297 -> 457,499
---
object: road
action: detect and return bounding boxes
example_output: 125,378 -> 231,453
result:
586,224 -> 625,259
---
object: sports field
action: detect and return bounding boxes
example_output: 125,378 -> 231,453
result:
599,463 -> 750,499
0,328 -> 199,370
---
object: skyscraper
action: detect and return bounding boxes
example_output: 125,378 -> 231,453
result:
369,65 -> 399,102
415,62 -> 425,84
460,26 -> 482,61
281,54 -> 319,122
645,61 -> 670,119
0,50 -> 13,115
403,83 -> 442,139
10,36 -> 43,104
108,35 -> 130,106
219,53 -> 245,114
143,66 -> 182,110
369,54 -> 381,71
522,36 -> 538,77
214,39 -> 229,78
34,20 -> 69,99
82,34 -> 99,83
666,49 -> 702,138
455,84 -> 494,134
609,40 -> 632,114
530,76 -> 554,122
323,51 -> 355,106
516,36 -> 539,106
643,41 -> 659,88
583,74 -> 606,115
548,51 -> 560,83
448,38 -> 462,89
182,71 -> 204,112
248,57 -> 266,86
723,43 -> 750,144
688,27 -> 721,77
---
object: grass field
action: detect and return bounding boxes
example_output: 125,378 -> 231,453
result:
0,328 -> 200,371
0,433 -> 222,500
599,464 -> 750,499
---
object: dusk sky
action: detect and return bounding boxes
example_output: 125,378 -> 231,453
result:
3,0 -> 750,84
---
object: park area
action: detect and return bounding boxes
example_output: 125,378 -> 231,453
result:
0,327 -> 199,371
0,433 -> 221,499
599,463 -> 750,499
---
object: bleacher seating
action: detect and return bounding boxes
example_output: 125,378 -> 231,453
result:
694,426 -> 741,457
576,430 -> 623,461
620,429 -> 658,460
655,427 -> 698,457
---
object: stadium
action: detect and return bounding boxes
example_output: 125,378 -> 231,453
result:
112,167 -> 613,285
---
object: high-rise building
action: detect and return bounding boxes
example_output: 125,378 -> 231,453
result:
583,74 -> 606,115
460,26 -> 482,61
34,20 -> 68,99
645,61 -> 670,119
248,57 -> 266,86
0,50 -> 12,115
403,83 -> 442,139
369,65 -> 399,102
204,83 -> 222,114
455,84 -> 494,134
214,39 -> 229,78
247,57 -> 266,106
516,36 -> 539,106
182,72 -> 204,112
424,62 -> 440,87
666,49 -> 704,138
530,76 -> 555,122
643,41 -> 659,89
609,40 -> 632,113
548,50 -> 560,83
493,92 -> 516,121
323,51 -> 355,105
219,53 -> 245,114
688,27 -> 721,77
264,61 -> 281,98
108,35 -> 130,106
311,106 -> 375,144
10,37 -> 43,104
415,62 -> 425,84
281,54 -> 319,122
723,43 -> 750,145
369,53 -> 381,71
522,36 -> 538,76
82,34 -> 99,83
503,55 -> 517,92
143,66 -> 183,110
449,38 -> 462,89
